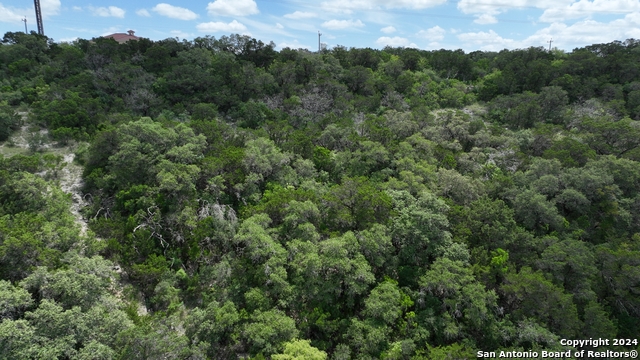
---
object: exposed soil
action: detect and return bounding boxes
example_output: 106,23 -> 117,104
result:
59,152 -> 89,235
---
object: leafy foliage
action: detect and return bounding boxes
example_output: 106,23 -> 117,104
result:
1,31 -> 640,358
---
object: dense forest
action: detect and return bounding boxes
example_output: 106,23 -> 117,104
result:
1,31 -> 640,359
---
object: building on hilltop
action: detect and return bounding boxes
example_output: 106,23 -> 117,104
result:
103,30 -> 140,43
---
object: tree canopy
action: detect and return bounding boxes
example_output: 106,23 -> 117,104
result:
1,31 -> 639,358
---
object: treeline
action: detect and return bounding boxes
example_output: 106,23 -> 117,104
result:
1,31 -> 639,359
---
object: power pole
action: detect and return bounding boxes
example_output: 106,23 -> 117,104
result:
34,0 -> 44,35
548,38 -> 553,52
22,17 -> 27,33
318,31 -> 322,53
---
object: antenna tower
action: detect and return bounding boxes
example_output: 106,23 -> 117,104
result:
548,38 -> 553,52
34,0 -> 44,35
318,31 -> 322,53
22,17 -> 27,33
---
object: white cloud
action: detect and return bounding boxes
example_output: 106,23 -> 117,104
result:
321,0 -> 447,13
376,36 -> 418,47
196,20 -> 248,33
322,19 -> 365,29
59,37 -> 79,43
381,26 -> 396,34
91,6 -> 126,18
524,14 -> 640,49
1,0 -> 60,22
474,13 -> 497,24
72,6 -> 82,11
41,0 -> 61,17
136,9 -> 151,17
207,0 -> 259,16
170,30 -> 192,39
457,29 -> 517,51
457,0 -> 572,15
540,0 -> 640,23
153,3 -> 198,20
276,23 -> 284,29
456,0 -> 498,15
284,11 -> 316,19
101,26 -> 121,36
416,26 -> 445,41
377,0 -> 447,7
278,40 -> 312,50
456,0 -> 574,28
0,5 -> 22,23
453,12 -> 640,52
238,17 -> 295,37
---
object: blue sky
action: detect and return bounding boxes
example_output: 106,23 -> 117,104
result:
2,0 -> 640,52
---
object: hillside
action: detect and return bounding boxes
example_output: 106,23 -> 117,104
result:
1,31 -> 639,359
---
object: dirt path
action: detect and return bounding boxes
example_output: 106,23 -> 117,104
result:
59,152 -> 89,236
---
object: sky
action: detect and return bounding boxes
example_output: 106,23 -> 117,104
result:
2,0 -> 640,52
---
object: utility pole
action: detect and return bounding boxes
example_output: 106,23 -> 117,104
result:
34,0 -> 44,35
548,38 -> 553,52
318,31 -> 322,53
22,17 -> 27,33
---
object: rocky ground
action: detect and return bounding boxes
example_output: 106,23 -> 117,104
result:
0,117 -> 89,235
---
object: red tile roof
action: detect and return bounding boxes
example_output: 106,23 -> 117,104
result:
103,30 -> 140,43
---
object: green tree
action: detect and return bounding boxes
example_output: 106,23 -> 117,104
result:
0,101 -> 20,141
389,190 -> 457,272
0,172 -> 88,281
316,233 -> 376,309
32,90 -> 101,134
115,320 -> 193,360
451,196 -> 519,251
419,258 -> 500,345
363,279 -> 412,326
536,239 -> 598,303
231,214 -> 291,303
501,267 -> 581,338
343,65 -> 374,95
243,309 -> 298,356
272,339 -> 327,360
21,253 -> 117,311
185,300 -> 240,358
0,280 -> 33,321
596,241 -> 640,336
487,92 -> 542,129
324,177 -> 393,231
512,189 -> 565,234
580,117 -> 640,157
542,137 -> 596,167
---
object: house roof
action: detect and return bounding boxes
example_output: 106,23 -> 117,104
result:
103,30 -> 140,43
